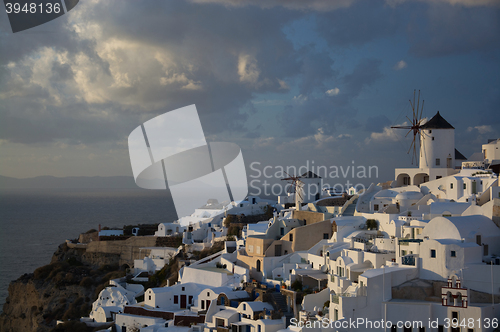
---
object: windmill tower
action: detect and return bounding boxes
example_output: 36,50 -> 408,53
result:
393,91 -> 459,187
419,111 -> 455,169
281,172 -> 305,210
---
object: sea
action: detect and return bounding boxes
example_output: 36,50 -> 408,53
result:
0,188 -> 178,312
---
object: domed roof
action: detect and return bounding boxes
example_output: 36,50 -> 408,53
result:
395,191 -> 423,200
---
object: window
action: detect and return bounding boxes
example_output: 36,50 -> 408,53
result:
432,137 -> 434,140
149,295 -> 151,301
174,295 -> 178,304
476,235 -> 481,245
374,204 -> 379,211
207,292 -> 210,296
248,245 -> 253,253
289,234 -> 293,241
258,325 -> 261,332
401,250 -> 407,256
430,249 -> 436,258
451,251 -> 456,257
243,303 -> 246,310
280,228 -> 284,236
463,183 -> 466,189
450,183 -> 453,189
484,244 -> 488,256
429,130 -> 432,134
323,233 -> 329,239
436,158 -> 440,166
182,287 -> 185,291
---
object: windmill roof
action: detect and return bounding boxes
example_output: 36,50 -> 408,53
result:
421,111 -> 454,129
301,171 -> 321,178
455,149 -> 467,160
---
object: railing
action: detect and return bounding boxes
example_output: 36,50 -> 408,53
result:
331,291 -> 359,304
401,255 -> 416,266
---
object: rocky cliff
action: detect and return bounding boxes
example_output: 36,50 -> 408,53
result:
0,242 -> 124,332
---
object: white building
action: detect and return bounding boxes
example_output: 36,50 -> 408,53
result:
89,280 -> 143,323
395,112 -> 462,187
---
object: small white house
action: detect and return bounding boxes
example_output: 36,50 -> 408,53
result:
144,282 -> 204,310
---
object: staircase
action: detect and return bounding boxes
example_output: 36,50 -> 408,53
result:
342,198 -> 358,216
270,292 -> 294,327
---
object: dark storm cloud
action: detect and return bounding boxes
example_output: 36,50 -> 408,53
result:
282,57 -> 383,137
407,3 -> 500,57
0,0 -> 304,145
316,0 -> 404,47
298,49 -> 337,95
364,115 -> 391,132
315,0 -> 500,58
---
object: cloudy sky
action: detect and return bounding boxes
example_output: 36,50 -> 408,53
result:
0,0 -> 499,186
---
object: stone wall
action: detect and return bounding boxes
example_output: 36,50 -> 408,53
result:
85,236 -> 157,267
292,210 -> 327,225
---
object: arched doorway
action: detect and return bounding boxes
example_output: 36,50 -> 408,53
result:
256,260 -> 261,272
414,173 -> 429,186
396,173 -> 411,187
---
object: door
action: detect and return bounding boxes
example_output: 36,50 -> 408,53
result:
180,295 -> 187,308
206,300 -> 211,310
275,244 -> 282,256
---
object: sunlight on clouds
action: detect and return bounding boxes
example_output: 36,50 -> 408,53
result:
467,125 -> 492,134
278,79 -> 289,90
393,60 -> 407,70
326,87 -> 340,96
278,128 -> 337,151
253,137 -> 275,148
293,94 -> 308,103
238,54 -> 260,84
366,126 -> 401,143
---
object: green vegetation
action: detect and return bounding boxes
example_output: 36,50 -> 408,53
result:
291,279 -> 303,291
366,219 -> 378,230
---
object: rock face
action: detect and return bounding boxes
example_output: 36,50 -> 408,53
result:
0,242 -> 123,332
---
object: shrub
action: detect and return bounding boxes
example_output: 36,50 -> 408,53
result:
291,280 -> 303,291
66,256 -> 83,266
79,277 -> 93,288
366,219 -> 378,230
34,265 -> 53,280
